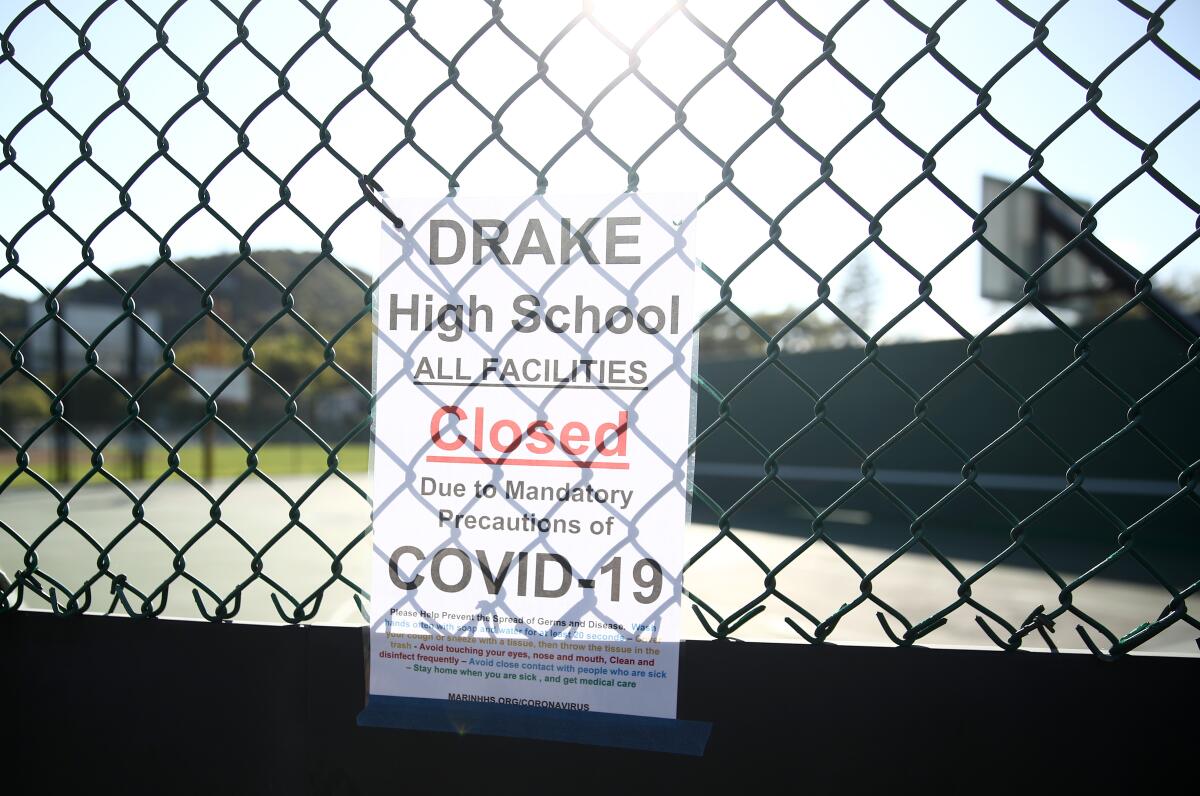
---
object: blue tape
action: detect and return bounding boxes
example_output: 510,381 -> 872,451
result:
357,695 -> 711,756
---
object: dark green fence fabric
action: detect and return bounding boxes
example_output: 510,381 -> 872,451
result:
1,0 -> 1197,658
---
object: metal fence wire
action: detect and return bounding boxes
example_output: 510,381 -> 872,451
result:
1,0 -> 1198,658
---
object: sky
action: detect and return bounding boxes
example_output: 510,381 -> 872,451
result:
1,0 -> 1198,343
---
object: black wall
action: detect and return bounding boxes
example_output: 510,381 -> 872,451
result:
691,319 -> 1200,580
4,611 -> 1196,793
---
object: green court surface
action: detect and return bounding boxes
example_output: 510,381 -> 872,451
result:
2,470 -> 1195,653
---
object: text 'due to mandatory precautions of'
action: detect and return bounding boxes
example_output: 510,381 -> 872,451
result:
367,194 -> 697,719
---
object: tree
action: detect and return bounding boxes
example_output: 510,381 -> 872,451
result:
0,376 -> 49,427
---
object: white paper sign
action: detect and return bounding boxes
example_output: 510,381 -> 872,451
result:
368,193 -> 696,719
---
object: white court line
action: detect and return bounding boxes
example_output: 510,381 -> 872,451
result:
694,462 -> 1187,497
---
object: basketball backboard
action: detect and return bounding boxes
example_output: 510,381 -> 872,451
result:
980,176 -> 1109,303
188,365 -> 252,404
24,302 -> 163,374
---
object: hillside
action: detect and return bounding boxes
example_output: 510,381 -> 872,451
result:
49,250 -> 372,343
0,251 -> 375,427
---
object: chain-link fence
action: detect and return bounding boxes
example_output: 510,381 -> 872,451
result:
1,0 -> 1198,658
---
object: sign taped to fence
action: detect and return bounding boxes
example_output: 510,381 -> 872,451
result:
367,193 -> 697,720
